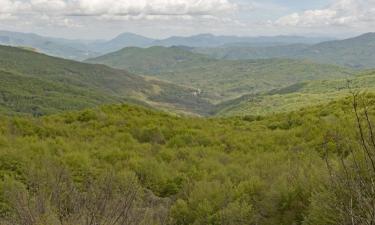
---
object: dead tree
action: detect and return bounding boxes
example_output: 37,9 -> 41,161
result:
324,92 -> 375,225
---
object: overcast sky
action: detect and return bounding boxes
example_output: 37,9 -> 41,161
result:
0,0 -> 374,40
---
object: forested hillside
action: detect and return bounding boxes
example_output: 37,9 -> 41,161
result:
217,70 -> 375,116
195,33 -> 375,69
0,45 -> 213,116
87,46 -> 353,101
296,33 -> 375,68
194,44 -> 310,60
0,95 -> 373,224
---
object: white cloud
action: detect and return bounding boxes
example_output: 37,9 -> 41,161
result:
30,0 -> 67,12
276,0 -> 375,27
77,0 -> 236,16
0,0 -> 26,14
0,0 -> 241,35
0,0 -> 237,18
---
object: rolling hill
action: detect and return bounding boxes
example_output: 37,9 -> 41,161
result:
296,33 -> 375,68
0,45 -> 213,116
87,46 -> 354,101
195,33 -> 375,69
194,44 -> 310,60
216,70 -> 375,116
86,46 -> 214,75
0,94 -> 368,225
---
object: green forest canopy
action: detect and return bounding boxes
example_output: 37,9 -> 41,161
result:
86,46 -> 353,101
1,94 -> 374,224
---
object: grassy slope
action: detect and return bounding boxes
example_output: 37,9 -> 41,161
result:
217,70 -> 375,116
87,46 -> 354,101
0,45 -> 213,116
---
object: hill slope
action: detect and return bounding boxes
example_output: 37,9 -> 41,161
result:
0,97 -> 365,225
87,46 -> 354,101
196,33 -> 375,69
296,33 -> 375,68
217,70 -> 375,116
86,46 -> 213,75
0,45 -> 213,116
194,44 -> 310,60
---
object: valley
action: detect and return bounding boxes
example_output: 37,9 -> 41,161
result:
1,28 -> 375,225
0,45 -> 214,116
86,46 -> 354,102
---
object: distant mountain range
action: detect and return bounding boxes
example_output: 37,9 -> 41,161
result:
195,33 -> 375,69
4,30 -> 375,69
0,30 -> 335,60
0,31 -> 99,60
151,33 -> 333,47
84,33 -> 155,54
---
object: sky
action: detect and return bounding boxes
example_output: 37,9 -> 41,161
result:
0,0 -> 374,40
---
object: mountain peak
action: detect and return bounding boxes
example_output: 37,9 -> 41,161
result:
112,32 -> 153,40
356,32 -> 375,39
193,33 -> 215,38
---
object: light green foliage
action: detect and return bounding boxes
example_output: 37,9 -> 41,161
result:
218,71 -> 375,116
0,97 -> 366,224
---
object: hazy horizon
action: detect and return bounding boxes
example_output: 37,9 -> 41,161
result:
0,0 -> 374,39
0,29 -> 367,42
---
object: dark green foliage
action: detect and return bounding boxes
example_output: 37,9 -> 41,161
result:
0,45 -> 213,116
87,46 -> 353,101
87,46 -> 213,75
